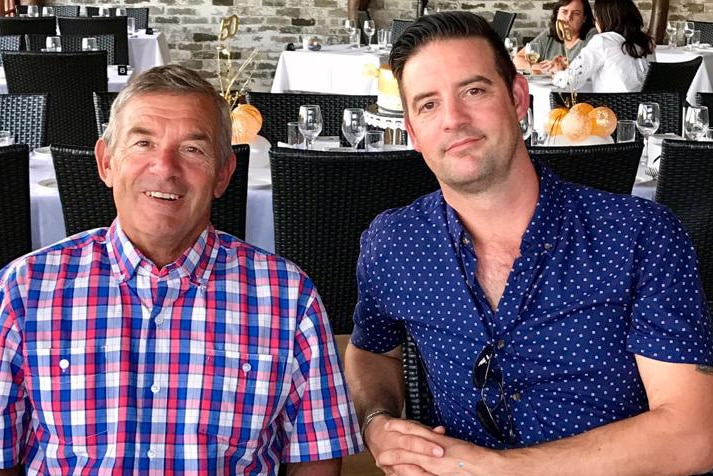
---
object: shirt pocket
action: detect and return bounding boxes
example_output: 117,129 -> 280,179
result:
25,344 -> 120,462
198,349 -> 288,448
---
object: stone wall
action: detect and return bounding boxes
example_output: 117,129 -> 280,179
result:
68,0 -> 710,92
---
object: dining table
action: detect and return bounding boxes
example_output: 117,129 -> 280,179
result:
128,29 -> 171,74
655,44 -> 713,105
0,64 -> 133,94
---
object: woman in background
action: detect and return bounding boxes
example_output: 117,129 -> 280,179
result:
551,0 -> 655,91
514,0 -> 596,73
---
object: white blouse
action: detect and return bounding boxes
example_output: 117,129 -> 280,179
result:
552,31 -> 653,92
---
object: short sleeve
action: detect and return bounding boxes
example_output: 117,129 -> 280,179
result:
628,206 -> 713,364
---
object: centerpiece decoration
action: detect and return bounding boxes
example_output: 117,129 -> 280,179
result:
216,14 -> 262,145
544,20 -> 618,145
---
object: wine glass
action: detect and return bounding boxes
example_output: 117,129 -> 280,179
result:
666,21 -> 677,47
519,108 -> 533,142
298,105 -> 323,150
684,21 -> 695,50
45,36 -> 61,52
363,20 -> 376,50
524,42 -> 541,74
684,106 -> 709,140
342,108 -> 367,150
636,102 -> 660,165
343,19 -> 357,44
81,37 -> 98,51
504,34 -> 518,61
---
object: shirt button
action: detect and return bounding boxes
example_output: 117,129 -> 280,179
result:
511,392 -> 521,401
496,339 -> 506,350
147,449 -> 156,458
543,243 -> 552,250
59,359 -> 70,370
151,383 -> 160,394
461,237 -> 470,246
155,316 -> 164,325
242,363 -> 252,373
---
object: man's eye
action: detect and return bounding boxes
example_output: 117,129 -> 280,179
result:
183,146 -> 206,156
466,88 -> 482,96
418,101 -> 435,112
134,140 -> 151,148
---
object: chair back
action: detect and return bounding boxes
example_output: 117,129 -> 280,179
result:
0,35 -> 21,66
60,34 -> 115,65
0,144 -> 32,268
92,91 -> 119,139
391,19 -> 413,43
0,94 -> 48,149
58,17 -> 129,65
641,57 -> 702,105
0,17 -> 56,50
491,11 -> 516,41
402,333 -> 438,425
51,144 -> 116,236
246,92 -> 377,147
694,21 -> 713,45
696,92 -> 713,113
54,5 -> 80,17
269,147 -> 439,334
550,91 -> 684,135
655,139 -> 713,305
211,144 -> 250,240
4,51 -> 108,147
126,8 -> 150,30
527,141 -> 644,194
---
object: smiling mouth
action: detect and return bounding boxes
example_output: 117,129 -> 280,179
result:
145,191 -> 181,201
446,137 -> 481,153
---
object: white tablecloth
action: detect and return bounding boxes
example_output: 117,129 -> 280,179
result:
128,30 -> 171,74
655,45 -> 713,105
29,151 -> 275,253
0,65 -> 133,94
271,44 -> 381,95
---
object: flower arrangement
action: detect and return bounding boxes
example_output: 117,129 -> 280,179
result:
215,14 -> 263,144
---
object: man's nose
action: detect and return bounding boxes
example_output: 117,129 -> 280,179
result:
442,97 -> 471,130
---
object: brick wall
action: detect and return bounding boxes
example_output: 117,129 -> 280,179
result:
66,0 -> 707,92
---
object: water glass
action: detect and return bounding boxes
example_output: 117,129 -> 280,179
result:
349,28 -> 361,48
287,121 -> 303,147
684,105 -> 709,140
343,19 -> 357,43
298,105 -> 323,150
45,36 -> 61,52
616,120 -> 637,143
42,6 -> 54,16
0,131 -> 14,146
531,129 -> 549,146
692,30 -> 702,48
666,21 -> 677,47
98,6 -> 110,17
82,37 -> 98,51
365,130 -> 385,151
342,108 -> 367,150
504,34 -> 518,60
116,7 -> 127,16
27,5 -> 39,17
377,29 -> 391,50
127,17 -> 136,36
684,21 -> 695,49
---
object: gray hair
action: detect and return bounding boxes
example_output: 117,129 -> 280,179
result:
103,64 -> 233,165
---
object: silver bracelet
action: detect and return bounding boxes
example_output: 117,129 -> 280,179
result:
360,409 -> 395,448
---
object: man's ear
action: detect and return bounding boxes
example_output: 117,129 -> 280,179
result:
213,152 -> 237,199
512,74 -> 531,123
95,138 -> 114,188
404,114 -> 421,152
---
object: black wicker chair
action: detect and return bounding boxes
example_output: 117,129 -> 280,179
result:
0,35 -> 21,66
92,91 -> 119,139
527,141 -> 644,194
269,147 -> 439,335
0,94 -> 48,149
50,144 -> 116,236
655,140 -> 713,309
60,34 -> 115,65
4,51 -> 108,147
402,332 -> 438,425
491,10 -> 516,41
247,92 -> 377,147
0,144 -> 32,268
58,17 -> 129,65
694,21 -> 713,45
641,57 -> 702,106
127,8 -> 150,31
550,91 -> 684,136
0,17 -> 56,51
211,144 -> 250,240
54,5 -> 81,17
696,92 -> 713,113
391,19 -> 413,43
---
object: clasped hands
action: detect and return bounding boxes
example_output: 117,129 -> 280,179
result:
536,55 -> 568,75
364,415 -> 497,476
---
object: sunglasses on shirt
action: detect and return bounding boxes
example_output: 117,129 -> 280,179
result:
473,344 -> 517,444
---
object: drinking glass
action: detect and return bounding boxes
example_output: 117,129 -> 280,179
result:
45,36 -> 61,52
342,108 -> 367,150
666,21 -> 677,47
524,42 -> 541,73
365,130 -> 385,151
116,7 -> 127,16
616,120 -> 636,143
636,102 -> 660,165
127,17 -> 136,36
377,29 -> 391,50
82,37 -> 98,51
684,21 -> 695,49
349,28 -> 361,48
287,121 -> 303,147
27,5 -> 39,17
504,34 -> 518,60
343,19 -> 357,43
520,108 -> 533,142
363,20 -> 376,50
42,6 -> 54,16
298,105 -> 323,150
692,30 -> 702,48
684,105 -> 709,140
0,131 -> 14,146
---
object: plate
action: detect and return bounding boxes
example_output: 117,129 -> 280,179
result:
37,178 -> 57,188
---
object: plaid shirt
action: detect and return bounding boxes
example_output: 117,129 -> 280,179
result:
0,221 -> 361,475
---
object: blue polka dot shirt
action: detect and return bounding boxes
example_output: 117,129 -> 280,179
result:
351,164 -> 713,449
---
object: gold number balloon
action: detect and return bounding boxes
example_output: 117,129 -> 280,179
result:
219,15 -> 240,41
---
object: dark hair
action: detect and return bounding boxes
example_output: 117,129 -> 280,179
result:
547,0 -> 595,41
593,0 -> 654,58
389,11 -> 516,99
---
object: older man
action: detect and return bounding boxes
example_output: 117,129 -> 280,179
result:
0,65 -> 361,475
345,11 -> 713,476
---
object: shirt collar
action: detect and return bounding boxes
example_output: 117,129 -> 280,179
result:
106,219 -> 219,285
